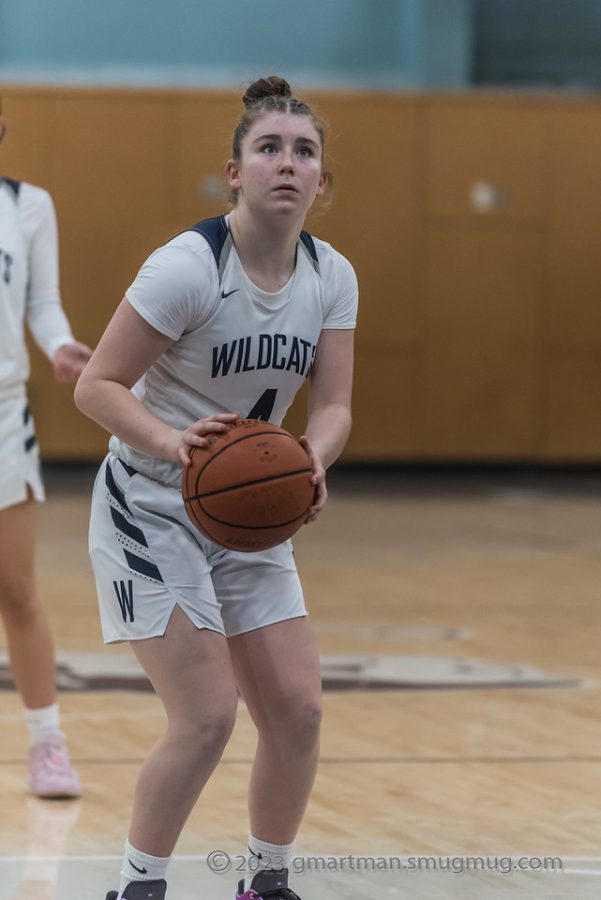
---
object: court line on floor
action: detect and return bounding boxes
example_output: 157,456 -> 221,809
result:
4,755 -> 601,766
1,854 -> 600,866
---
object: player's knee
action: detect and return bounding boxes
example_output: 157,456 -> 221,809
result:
181,704 -> 237,761
271,694 -> 322,751
0,575 -> 37,626
293,696 -> 323,744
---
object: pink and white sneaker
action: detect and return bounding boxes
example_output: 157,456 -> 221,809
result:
236,869 -> 301,900
27,735 -> 82,798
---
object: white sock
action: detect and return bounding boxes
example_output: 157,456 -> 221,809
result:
24,703 -> 62,746
245,834 -> 294,890
119,841 -> 170,897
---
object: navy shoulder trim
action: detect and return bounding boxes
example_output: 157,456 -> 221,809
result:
299,230 -> 320,273
187,215 -> 230,268
2,177 -> 22,199
184,216 -> 320,277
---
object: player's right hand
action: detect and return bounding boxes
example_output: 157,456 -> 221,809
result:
169,412 -> 241,467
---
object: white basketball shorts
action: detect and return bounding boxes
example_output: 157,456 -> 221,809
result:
0,395 -> 45,511
89,454 -> 307,643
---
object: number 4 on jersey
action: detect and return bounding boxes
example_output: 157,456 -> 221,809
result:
247,389 -> 277,421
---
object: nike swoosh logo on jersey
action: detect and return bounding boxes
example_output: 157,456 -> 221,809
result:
221,288 -> 239,299
128,860 -> 148,874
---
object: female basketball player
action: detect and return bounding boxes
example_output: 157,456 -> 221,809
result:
0,105 -> 91,797
75,76 -> 357,900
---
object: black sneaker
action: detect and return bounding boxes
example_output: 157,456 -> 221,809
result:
105,879 -> 167,900
236,868 -> 301,899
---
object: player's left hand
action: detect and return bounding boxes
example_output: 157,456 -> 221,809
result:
299,436 -> 327,523
53,341 -> 94,383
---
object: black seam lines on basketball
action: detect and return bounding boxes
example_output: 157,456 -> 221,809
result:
188,428 -> 306,486
183,466 -> 313,502
195,505 -> 310,530
183,475 -> 225,544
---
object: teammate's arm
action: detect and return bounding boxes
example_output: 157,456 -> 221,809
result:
301,327 -> 354,521
74,299 -> 238,465
25,190 -> 92,381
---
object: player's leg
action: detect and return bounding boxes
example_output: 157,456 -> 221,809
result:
230,616 -> 321,841
0,496 -> 54,706
0,494 -> 80,797
228,616 -> 321,898
129,605 -> 239,852
107,605 -> 238,899
90,457 -> 238,897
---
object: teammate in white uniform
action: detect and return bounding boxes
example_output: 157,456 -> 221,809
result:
0,105 -> 91,797
76,76 -> 357,900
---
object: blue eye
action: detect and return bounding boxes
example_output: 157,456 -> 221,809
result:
261,143 -> 277,154
298,146 -> 314,157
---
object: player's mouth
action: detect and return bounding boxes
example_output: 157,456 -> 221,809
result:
274,183 -> 299,193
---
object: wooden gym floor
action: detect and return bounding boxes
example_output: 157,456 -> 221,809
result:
2,465 -> 601,898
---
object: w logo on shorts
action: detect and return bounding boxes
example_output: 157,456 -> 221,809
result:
113,579 -> 134,622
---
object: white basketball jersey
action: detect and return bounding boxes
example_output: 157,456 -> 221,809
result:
0,178 -> 74,401
111,214 -> 358,486
0,179 -> 29,398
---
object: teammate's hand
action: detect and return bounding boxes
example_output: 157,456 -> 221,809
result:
171,412 -> 241,467
299,435 -> 327,523
53,341 -> 93,383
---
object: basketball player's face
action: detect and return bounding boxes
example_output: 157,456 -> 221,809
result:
229,112 -> 326,220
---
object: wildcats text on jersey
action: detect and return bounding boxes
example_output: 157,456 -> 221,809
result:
211,332 -> 317,379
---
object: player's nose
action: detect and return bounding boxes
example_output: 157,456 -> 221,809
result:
278,149 -> 294,172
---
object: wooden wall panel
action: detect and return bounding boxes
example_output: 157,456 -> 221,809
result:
30,91 -> 178,457
346,347 -> 421,459
283,346 -> 421,460
174,94 -> 240,225
547,108 -> 601,347
421,230 -> 544,457
424,101 -> 546,223
307,96 -> 420,460
52,93 -> 177,330
281,382 -> 309,441
3,87 -> 601,462
0,92 -> 57,188
305,95 -> 418,345
545,356 -> 601,459
542,105 -> 601,460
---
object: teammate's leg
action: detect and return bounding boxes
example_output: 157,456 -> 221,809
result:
0,494 -> 80,797
0,496 -> 55,706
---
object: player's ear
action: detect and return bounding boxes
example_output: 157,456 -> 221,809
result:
316,169 -> 330,198
226,159 -> 241,192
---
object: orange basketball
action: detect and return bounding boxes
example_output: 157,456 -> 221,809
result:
182,419 -> 315,552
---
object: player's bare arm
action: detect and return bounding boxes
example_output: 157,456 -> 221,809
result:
74,299 -> 238,464
302,327 -> 354,521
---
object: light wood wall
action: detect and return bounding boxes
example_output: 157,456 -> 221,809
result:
1,86 -> 600,461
